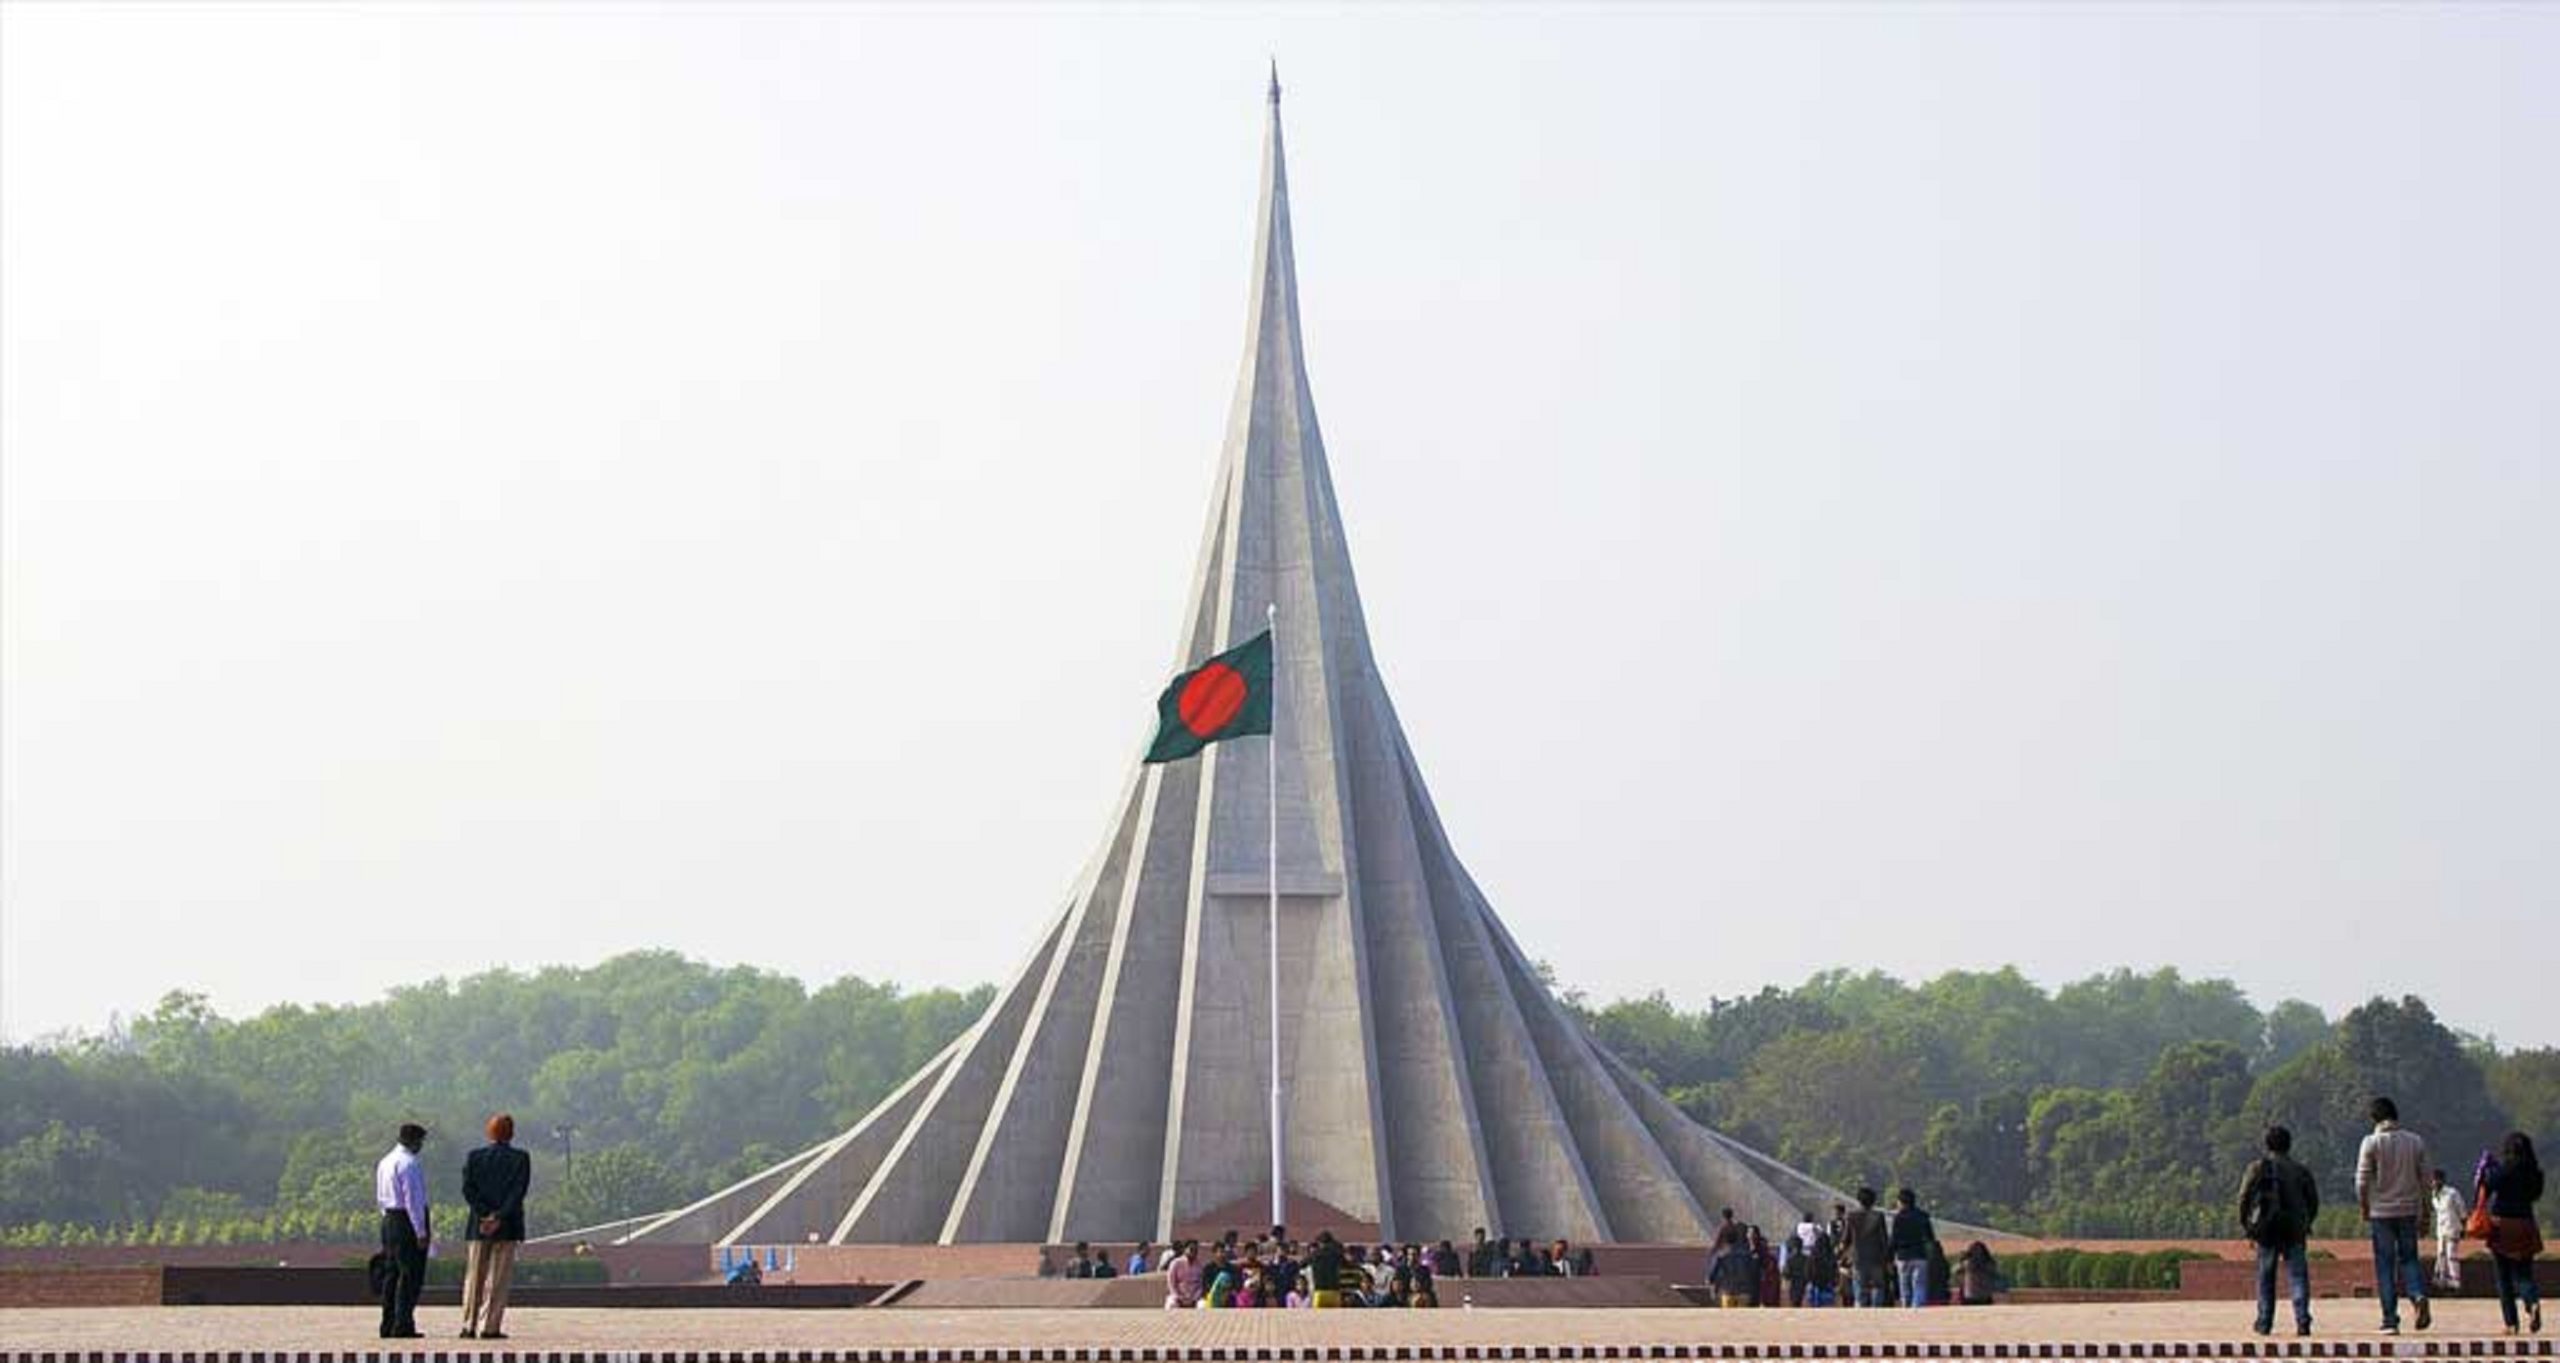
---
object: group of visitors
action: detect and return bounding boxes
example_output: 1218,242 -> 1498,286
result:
2239,1095 -> 2544,1337
1706,1191 -> 1995,1310
1081,1225 -> 1594,1308
366,1116 -> 532,1341
340,1094 -> 2546,1339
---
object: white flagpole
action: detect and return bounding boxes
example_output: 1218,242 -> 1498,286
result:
1266,599 -> 1283,1232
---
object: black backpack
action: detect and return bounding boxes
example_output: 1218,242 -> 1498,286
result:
2244,1157 -> 2304,1245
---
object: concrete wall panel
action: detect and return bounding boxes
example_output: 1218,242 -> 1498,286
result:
722,1041 -> 959,1246
1488,923 -> 1710,1242
618,1142 -> 827,1245
941,783 -> 1147,1241
1397,735 -> 1608,1244
833,914 -> 1068,1243
1344,691 -> 1493,1240
1053,767 -> 1203,1240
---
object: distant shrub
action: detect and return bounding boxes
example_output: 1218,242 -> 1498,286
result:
1998,1248 -> 2211,1293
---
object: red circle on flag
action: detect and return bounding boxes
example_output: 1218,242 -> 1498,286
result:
1178,662 -> 1249,738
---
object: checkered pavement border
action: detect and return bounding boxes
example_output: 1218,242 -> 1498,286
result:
5,1342 -> 2554,1363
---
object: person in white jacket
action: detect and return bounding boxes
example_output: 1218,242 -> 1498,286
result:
2430,1168 -> 2469,1290
2358,1096 -> 2434,1333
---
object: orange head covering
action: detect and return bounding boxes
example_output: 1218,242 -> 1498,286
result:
486,1113 -> 516,1143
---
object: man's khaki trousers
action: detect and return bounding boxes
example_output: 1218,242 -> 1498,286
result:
461,1239 -> 518,1336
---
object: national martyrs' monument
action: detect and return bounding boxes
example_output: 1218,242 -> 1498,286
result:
586,76 -> 1847,1250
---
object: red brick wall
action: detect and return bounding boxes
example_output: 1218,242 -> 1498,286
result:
0,1266 -> 161,1307
2182,1255 -> 2560,1300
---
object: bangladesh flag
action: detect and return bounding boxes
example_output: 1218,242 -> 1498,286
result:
1143,629 -> 1274,763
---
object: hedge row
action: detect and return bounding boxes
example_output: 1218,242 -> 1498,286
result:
2001,1248 -> 2217,1291
0,1210 -> 380,1247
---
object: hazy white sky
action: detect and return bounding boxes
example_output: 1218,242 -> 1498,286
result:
5,4 -> 2555,1049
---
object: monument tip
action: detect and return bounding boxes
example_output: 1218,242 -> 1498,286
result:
1268,59 -> 1281,104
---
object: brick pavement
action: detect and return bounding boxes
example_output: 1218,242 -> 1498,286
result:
0,1301 -> 2552,1361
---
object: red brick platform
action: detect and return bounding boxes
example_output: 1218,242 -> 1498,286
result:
1,1301 -> 2553,1361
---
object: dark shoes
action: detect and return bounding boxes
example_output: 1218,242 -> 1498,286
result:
2298,1323 -> 2313,1337
483,1332 -> 509,1340
2532,1300 -> 2544,1333
460,1330 -> 477,1339
2416,1298 -> 2432,1331
2251,1322 -> 2271,1337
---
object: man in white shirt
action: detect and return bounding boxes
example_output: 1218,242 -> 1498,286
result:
374,1123 -> 432,1339
2429,1168 -> 2468,1291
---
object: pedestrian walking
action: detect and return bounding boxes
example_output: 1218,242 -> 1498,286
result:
2477,1132 -> 2544,1336
2356,1096 -> 2433,1333
2430,1168 -> 2468,1292
2241,1123 -> 2319,1337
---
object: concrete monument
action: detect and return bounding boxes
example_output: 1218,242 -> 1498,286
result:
600,75 -> 1843,1247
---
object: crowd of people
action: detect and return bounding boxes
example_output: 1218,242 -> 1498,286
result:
2240,1095 -> 2543,1337
1080,1201 -> 2000,1313
1056,1226 -> 1598,1308
1701,1189 -> 2000,1310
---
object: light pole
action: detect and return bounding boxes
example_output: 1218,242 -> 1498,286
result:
552,1123 -> 577,1185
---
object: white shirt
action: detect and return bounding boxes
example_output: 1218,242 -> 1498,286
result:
375,1143 -> 430,1239
2432,1183 -> 2468,1238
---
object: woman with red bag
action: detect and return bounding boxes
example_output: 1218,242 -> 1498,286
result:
2477,1133 -> 2545,1335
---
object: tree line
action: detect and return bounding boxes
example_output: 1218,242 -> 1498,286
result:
0,952 -> 988,1242
3,954 -> 2554,1242
1581,968 -> 2560,1236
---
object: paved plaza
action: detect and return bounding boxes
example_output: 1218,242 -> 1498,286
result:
3,1302 -> 2552,1359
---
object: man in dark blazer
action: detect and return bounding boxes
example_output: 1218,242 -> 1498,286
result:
459,1113 -> 533,1339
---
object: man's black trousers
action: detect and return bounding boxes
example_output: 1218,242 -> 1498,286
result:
380,1210 -> 426,1336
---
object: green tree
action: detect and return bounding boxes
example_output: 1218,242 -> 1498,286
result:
2123,1040 -> 2256,1185
2333,996 -> 2507,1171
2260,1000 -> 2329,1071
2485,1049 -> 2560,1142
1715,1028 -> 1942,1190
549,1144 -> 685,1231
0,1123 -> 140,1225
2049,969 -> 2262,1090
2244,1043 -> 2368,1197
1916,1090 -> 2032,1219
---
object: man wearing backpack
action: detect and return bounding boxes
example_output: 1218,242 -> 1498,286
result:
2240,1124 -> 2321,1337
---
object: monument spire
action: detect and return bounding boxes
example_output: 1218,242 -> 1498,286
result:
575,81 -> 1854,1250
